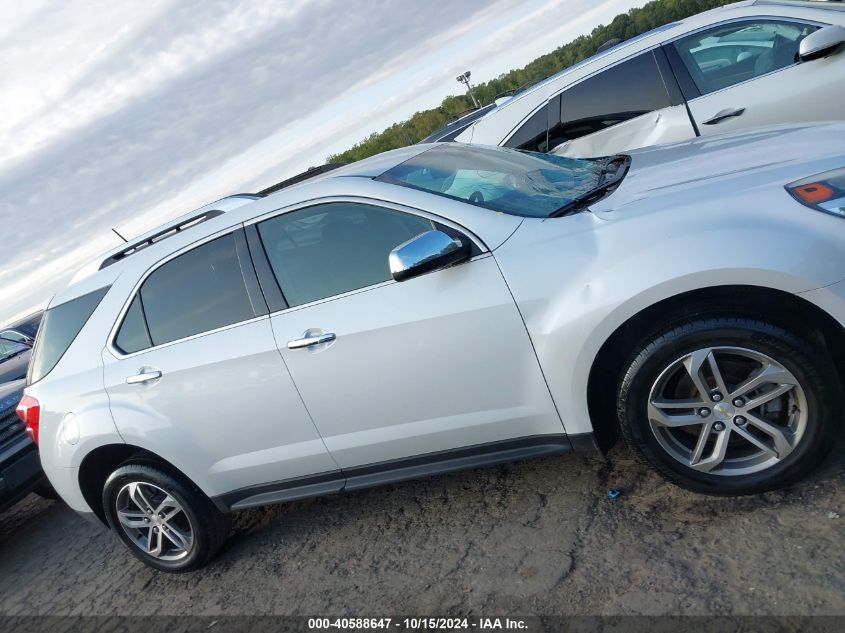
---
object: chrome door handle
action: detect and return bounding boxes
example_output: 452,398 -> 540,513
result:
126,370 -> 162,385
702,107 -> 746,125
287,332 -> 336,349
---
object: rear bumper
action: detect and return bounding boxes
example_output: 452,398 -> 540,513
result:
0,439 -> 45,512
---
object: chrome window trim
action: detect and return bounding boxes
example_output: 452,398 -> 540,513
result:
500,14 -> 828,147
244,195 -> 489,253
106,226 -> 259,361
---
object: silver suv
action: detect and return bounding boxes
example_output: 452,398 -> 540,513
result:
20,133 -> 845,571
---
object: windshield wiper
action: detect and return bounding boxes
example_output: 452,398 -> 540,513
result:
549,155 -> 630,217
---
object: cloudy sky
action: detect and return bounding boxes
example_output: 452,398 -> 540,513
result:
0,0 -> 648,324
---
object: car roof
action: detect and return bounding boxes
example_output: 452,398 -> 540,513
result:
55,144 -> 435,307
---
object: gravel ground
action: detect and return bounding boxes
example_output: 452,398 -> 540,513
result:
1,444 -> 843,616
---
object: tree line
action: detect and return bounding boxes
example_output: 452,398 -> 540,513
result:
327,0 -> 733,164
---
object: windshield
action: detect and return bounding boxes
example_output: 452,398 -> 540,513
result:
0,338 -> 29,360
377,144 -> 607,218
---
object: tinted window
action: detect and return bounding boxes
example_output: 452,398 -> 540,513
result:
504,104 -> 550,152
0,331 -> 29,344
378,144 -> 606,218
257,203 -> 434,307
29,287 -> 109,384
138,234 -> 254,347
673,20 -> 817,95
547,52 -> 672,152
0,339 -> 28,358
114,295 -> 152,354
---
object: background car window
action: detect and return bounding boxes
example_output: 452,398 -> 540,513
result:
673,20 -> 817,95
504,105 -> 550,152
257,203 -> 434,307
546,51 -> 674,152
0,339 -> 27,358
130,234 -> 254,348
0,331 -> 29,344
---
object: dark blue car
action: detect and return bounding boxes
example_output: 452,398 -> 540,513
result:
0,379 -> 48,511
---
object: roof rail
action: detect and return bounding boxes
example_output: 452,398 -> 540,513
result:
258,163 -> 346,197
98,210 -> 225,270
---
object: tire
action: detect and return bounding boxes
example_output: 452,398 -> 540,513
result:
102,462 -> 230,572
617,317 -> 843,495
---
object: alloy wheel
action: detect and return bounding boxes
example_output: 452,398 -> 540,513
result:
647,346 -> 807,476
114,481 -> 194,561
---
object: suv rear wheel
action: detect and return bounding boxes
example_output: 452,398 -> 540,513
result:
102,462 -> 230,572
617,317 -> 842,495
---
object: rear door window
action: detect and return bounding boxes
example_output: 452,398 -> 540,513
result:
114,233 -> 255,353
29,287 -> 109,384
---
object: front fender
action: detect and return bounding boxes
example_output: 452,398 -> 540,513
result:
494,210 -> 845,435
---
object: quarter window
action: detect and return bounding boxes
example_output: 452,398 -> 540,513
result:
29,287 -> 109,384
257,203 -> 435,307
114,233 -> 255,353
672,20 -> 818,96
114,295 -> 152,355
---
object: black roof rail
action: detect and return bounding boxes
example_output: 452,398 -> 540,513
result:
257,163 -> 346,197
98,210 -> 225,270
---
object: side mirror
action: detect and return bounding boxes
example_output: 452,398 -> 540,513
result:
389,230 -> 470,282
799,25 -> 845,62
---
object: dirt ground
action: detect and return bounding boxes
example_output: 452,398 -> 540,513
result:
1,444 -> 843,617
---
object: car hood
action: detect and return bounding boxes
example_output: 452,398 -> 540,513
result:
0,350 -> 30,385
0,378 -> 24,413
590,123 -> 845,217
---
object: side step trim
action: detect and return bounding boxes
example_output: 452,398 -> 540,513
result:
214,434 -> 592,512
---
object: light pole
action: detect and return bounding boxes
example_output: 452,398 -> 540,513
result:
456,70 -> 480,109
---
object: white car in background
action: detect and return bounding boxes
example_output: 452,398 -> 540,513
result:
456,0 -> 845,157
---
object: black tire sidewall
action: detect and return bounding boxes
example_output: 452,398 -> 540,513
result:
102,463 -> 225,572
618,319 -> 841,495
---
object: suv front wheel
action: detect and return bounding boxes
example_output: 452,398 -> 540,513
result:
102,462 -> 230,572
617,317 -> 843,495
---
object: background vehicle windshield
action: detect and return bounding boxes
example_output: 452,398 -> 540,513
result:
0,339 -> 28,360
377,144 -> 606,218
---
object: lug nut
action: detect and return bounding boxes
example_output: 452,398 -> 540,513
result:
159,513 -> 165,519
733,397 -> 745,407
734,416 -> 747,426
152,527 -> 159,533
698,407 -> 711,418
711,392 -> 723,402
146,508 -> 152,514
713,421 -> 726,432
143,517 -> 150,524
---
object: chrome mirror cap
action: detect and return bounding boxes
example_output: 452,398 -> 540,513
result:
389,230 -> 470,282
799,25 -> 845,62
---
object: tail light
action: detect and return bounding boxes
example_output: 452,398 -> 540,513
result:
786,167 -> 845,218
16,395 -> 41,445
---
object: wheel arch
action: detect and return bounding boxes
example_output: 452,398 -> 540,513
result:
586,284 -> 845,452
78,444 -> 204,526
